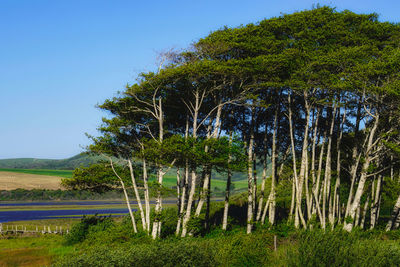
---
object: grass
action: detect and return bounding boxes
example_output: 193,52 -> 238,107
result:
151,174 -> 250,192
0,234 -> 73,267
0,169 -> 73,178
0,172 -> 63,190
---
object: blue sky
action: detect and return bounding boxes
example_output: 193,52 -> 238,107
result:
0,0 -> 399,159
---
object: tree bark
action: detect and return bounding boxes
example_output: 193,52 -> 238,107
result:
110,159 -> 137,233
386,193 -> 400,231
370,175 -> 382,229
222,132 -> 233,231
246,118 -> 255,234
142,159 -> 151,232
128,159 -> 147,231
344,112 -> 379,232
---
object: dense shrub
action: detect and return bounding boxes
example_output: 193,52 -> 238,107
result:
288,229 -> 400,267
55,226 -> 274,267
54,240 -> 216,267
64,215 -> 114,245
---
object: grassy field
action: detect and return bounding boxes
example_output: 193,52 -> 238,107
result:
0,168 -> 73,178
0,234 -> 70,267
0,167 -> 250,194
154,174 -> 251,193
0,171 -> 63,190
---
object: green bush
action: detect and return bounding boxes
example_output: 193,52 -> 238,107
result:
288,229 -> 400,267
64,215 -> 114,245
54,240 -> 215,267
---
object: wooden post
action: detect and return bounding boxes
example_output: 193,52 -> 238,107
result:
274,235 -> 277,251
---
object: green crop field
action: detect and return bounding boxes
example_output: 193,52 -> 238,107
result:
149,174 -> 250,193
0,168 -> 73,178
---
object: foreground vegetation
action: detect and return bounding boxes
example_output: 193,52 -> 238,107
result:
54,224 -> 400,267
1,197 -> 400,266
3,205 -> 398,267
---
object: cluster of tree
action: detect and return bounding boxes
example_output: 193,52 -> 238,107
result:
74,7 -> 400,238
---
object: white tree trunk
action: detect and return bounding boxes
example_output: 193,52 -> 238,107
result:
370,175 -> 382,229
386,193 -> 400,231
247,130 -> 255,234
222,133 -> 233,230
344,113 -> 379,232
142,159 -> 151,232
110,159 -> 137,233
128,159 -> 147,231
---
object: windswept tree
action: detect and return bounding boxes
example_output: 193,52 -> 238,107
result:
83,6 -> 400,237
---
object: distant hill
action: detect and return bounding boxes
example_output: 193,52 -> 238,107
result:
0,153 -> 102,170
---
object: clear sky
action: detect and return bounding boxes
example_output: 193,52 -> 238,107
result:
0,0 -> 399,159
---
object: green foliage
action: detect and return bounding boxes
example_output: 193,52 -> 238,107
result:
287,229 -> 400,267
55,239 -> 216,267
62,163 -> 131,193
64,215 -> 114,245
345,216 -> 354,224
55,223 -> 274,267
187,215 -> 206,236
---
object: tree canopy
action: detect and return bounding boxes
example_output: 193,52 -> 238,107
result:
74,6 -> 400,236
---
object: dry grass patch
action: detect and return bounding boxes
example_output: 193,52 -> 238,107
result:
0,247 -> 51,267
0,172 -> 62,190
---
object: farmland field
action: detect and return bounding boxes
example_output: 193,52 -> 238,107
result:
0,168 -> 73,178
0,171 -> 63,190
156,174 -> 252,193
0,167 -> 251,194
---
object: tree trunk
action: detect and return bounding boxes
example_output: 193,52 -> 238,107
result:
256,153 -> 267,222
324,104 -> 337,228
152,97 -> 165,239
247,124 -> 255,234
176,161 -> 189,235
332,107 -> 346,227
344,113 -> 379,232
195,104 -> 222,217
222,132 -> 233,231
152,166 -> 164,239
345,97 -> 363,217
181,92 -> 200,237
386,193 -> 400,231
110,159 -> 137,233
288,93 -> 299,226
176,116 -> 190,235
370,175 -> 382,229
269,105 -> 279,225
360,194 -> 370,229
128,159 -> 147,231
142,159 -> 151,232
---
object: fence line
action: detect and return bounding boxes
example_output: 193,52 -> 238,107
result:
0,223 -> 69,235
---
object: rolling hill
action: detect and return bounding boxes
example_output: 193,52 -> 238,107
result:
0,153 -> 101,170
